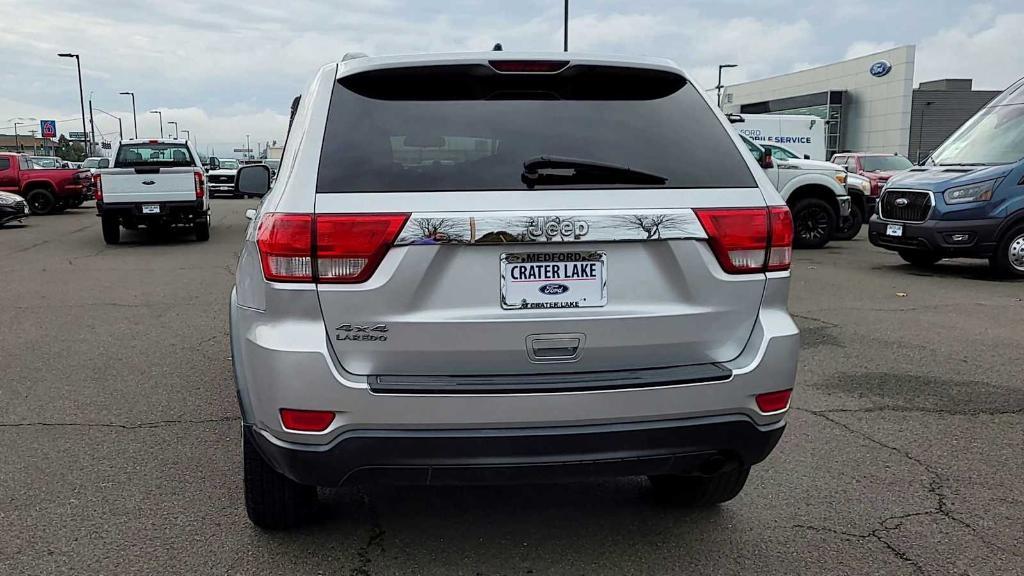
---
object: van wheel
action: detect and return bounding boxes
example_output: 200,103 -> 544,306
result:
194,215 -> 211,241
990,223 -> 1024,279
25,188 -> 56,215
899,250 -> 942,267
101,215 -> 120,244
791,198 -> 835,249
649,465 -> 750,507
243,429 -> 317,530
832,203 -> 863,241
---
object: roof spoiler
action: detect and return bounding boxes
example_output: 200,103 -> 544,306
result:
342,52 -> 368,62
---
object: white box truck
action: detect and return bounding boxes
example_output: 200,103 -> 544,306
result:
732,114 -> 826,160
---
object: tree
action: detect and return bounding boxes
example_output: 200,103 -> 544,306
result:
56,135 -> 86,162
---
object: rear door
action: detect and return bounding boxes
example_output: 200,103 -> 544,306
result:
312,61 -> 770,376
103,142 -> 198,203
0,156 -> 16,192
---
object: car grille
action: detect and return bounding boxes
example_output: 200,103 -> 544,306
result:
879,189 -> 931,223
210,175 -> 235,184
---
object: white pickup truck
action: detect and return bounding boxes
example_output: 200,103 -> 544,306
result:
95,139 -> 210,244
737,132 -> 850,249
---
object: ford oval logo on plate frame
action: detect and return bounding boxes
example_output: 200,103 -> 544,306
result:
539,283 -> 570,296
869,60 -> 892,78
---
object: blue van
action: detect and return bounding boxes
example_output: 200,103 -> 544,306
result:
869,76 -> 1024,277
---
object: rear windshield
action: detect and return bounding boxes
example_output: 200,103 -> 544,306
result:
317,64 -> 756,192
219,159 -> 240,170
861,156 -> 912,172
115,143 -> 194,168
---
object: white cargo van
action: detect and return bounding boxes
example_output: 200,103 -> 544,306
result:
732,114 -> 826,160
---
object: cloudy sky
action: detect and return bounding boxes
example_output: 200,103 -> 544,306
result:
2,0 -> 1022,156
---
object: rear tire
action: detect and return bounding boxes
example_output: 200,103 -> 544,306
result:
25,188 -> 56,215
243,429 -> 317,530
194,214 -> 210,241
791,198 -> 835,249
649,466 -> 751,507
899,250 -> 942,267
832,203 -> 863,241
990,223 -> 1024,279
101,215 -> 120,244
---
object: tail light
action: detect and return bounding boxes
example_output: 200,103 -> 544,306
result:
255,213 -> 409,283
280,408 -> 335,432
194,170 -> 205,199
695,206 -> 793,274
316,214 -> 409,283
766,206 -> 793,271
93,174 -> 103,201
756,389 -> 792,413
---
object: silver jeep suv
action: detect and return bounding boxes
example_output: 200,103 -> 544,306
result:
230,52 -> 800,529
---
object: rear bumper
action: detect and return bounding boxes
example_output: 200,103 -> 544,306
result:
868,215 -> 1002,258
97,199 -> 206,218
246,416 -> 786,487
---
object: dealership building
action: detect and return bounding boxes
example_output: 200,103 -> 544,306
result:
721,45 -> 1001,162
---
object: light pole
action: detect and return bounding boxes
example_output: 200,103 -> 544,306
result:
93,107 -> 123,140
245,134 -> 251,159
57,53 -> 90,156
716,63 -> 738,109
563,0 -> 569,52
168,121 -> 179,139
181,129 -> 190,142
149,110 -> 163,138
8,117 -> 38,153
119,91 -> 137,138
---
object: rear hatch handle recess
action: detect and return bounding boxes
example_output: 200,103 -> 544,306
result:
527,333 -> 585,363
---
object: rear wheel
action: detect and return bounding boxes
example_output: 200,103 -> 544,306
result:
791,198 -> 835,249
25,188 -> 56,215
194,214 -> 211,241
990,223 -> 1024,279
832,202 -> 863,241
101,215 -> 120,244
243,429 -> 317,530
899,250 -> 942,267
649,466 -> 751,507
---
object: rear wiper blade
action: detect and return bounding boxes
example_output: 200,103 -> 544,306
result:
521,156 -> 668,188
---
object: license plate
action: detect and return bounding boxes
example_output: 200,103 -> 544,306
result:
886,224 -> 903,237
501,251 -> 607,310
142,204 -> 160,214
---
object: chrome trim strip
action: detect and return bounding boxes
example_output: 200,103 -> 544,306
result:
878,188 -> 934,224
394,210 -> 707,245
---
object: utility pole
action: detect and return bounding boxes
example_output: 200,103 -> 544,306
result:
563,0 -> 569,52
119,91 -> 138,139
57,53 -> 89,158
89,97 -> 97,155
13,121 -> 20,151
245,134 -> 251,159
29,130 -> 38,155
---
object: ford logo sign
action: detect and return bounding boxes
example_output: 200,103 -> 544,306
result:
539,283 -> 570,296
894,198 -> 910,207
869,60 -> 892,78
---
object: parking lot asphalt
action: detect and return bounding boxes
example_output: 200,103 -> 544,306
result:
1,201 -> 1022,576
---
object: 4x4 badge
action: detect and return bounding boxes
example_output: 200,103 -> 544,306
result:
335,323 -> 389,342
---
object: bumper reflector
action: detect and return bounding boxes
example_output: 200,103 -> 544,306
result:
755,389 -> 792,413
280,409 -> 335,432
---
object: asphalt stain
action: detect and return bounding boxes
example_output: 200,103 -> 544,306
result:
827,371 -> 1024,414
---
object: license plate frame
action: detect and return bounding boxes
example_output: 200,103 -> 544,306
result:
142,204 -> 161,214
500,251 -> 607,310
886,224 -> 903,237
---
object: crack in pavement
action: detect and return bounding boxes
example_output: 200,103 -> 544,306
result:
796,407 -> 1022,563
0,416 -> 239,430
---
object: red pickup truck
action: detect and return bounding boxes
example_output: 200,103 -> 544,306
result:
0,152 -> 94,215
